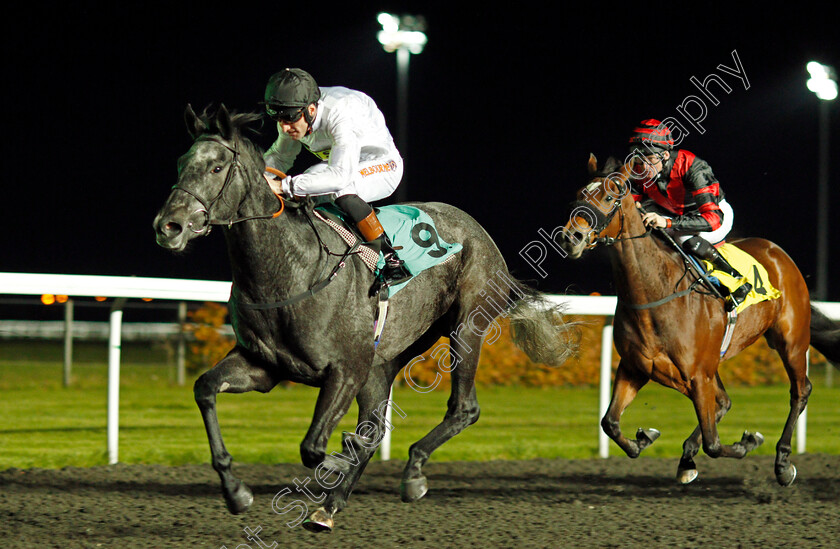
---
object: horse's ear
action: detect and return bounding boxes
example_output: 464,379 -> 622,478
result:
185,104 -> 206,139
619,158 -> 634,177
587,153 -> 598,176
603,156 -> 621,173
214,104 -> 233,140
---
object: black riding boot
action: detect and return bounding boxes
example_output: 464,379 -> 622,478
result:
335,194 -> 412,287
683,236 -> 752,311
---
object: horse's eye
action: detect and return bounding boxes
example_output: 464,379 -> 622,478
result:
605,196 -> 614,202
212,166 -> 224,174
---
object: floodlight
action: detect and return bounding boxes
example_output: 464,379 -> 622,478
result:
377,12 -> 427,54
806,61 -> 838,101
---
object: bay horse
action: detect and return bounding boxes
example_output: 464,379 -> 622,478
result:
153,105 -> 577,531
558,154 -> 840,486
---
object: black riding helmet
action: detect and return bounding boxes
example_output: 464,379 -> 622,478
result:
263,68 -> 321,130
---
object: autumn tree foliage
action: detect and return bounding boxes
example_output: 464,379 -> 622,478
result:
184,304 -> 830,387
184,302 -> 235,373
402,315 -> 826,391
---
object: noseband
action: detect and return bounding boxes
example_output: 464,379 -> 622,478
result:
171,136 -> 284,234
568,198 -> 621,238
572,176 -> 651,249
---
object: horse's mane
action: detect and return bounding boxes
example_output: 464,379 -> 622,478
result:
188,105 -> 267,169
191,105 -> 264,134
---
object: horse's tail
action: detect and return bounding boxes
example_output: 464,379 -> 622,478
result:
507,278 -> 580,367
810,304 -> 840,365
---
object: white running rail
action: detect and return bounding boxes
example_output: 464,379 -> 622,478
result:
2,272 -> 838,463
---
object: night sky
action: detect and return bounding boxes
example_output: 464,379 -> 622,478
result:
4,5 -> 839,302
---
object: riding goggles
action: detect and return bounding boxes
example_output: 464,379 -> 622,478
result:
266,104 -> 305,123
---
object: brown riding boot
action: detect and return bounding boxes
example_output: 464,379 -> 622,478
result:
357,210 -> 412,286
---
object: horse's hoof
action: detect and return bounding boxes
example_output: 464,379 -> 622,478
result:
740,430 -> 765,451
224,481 -> 254,515
302,507 -> 334,533
677,468 -> 699,485
637,428 -> 661,448
776,463 -> 797,487
400,476 -> 428,502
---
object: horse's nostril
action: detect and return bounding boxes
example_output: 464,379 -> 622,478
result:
163,221 -> 183,237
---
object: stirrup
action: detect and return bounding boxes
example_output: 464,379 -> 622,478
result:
379,253 -> 412,286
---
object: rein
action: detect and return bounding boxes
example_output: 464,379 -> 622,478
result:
650,226 -> 727,300
232,240 -> 362,310
173,134 -> 363,310
618,279 -> 702,310
615,225 -> 725,310
171,136 -> 285,234
232,199 -> 369,310
586,184 -> 718,310
592,202 -> 653,247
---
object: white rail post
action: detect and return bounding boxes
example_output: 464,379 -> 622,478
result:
599,317 -> 614,458
797,348 -> 809,454
107,297 -> 127,464
63,298 -> 74,387
380,385 -> 393,461
177,301 -> 187,386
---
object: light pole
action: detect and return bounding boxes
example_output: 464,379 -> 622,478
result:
377,12 -> 427,203
806,61 -> 837,302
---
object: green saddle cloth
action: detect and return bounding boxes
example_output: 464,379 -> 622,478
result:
316,203 -> 463,296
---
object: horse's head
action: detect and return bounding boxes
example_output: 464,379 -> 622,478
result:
154,104 -> 276,251
558,154 -> 638,259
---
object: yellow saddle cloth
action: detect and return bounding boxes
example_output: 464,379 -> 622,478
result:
701,243 -> 782,314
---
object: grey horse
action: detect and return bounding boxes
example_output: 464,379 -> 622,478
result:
153,105 -> 577,532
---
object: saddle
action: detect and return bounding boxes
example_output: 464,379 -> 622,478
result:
691,243 -> 781,315
650,231 -> 782,359
690,242 -> 782,358
311,199 -> 462,347
310,200 -> 463,297
306,196 -> 382,272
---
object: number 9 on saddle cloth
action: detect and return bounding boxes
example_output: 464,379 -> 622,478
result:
314,194 -> 463,297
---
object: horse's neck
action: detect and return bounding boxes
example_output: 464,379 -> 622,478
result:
224,200 -> 321,301
609,201 -> 680,306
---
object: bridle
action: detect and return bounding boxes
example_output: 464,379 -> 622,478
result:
168,131 -> 361,310
571,176 -> 651,250
575,175 -> 724,310
171,136 -> 284,235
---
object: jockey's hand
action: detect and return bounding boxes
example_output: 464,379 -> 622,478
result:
641,212 -> 669,229
263,172 -> 294,197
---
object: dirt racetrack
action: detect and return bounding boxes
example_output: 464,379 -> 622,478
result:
2,454 -> 839,548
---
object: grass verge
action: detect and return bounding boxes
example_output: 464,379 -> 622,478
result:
1,346 -> 838,469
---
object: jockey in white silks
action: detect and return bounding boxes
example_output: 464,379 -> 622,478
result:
262,68 -> 410,286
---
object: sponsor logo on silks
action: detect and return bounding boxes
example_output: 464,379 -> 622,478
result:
308,149 -> 330,160
360,160 -> 398,178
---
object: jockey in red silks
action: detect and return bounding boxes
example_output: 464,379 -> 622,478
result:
626,119 -> 752,311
